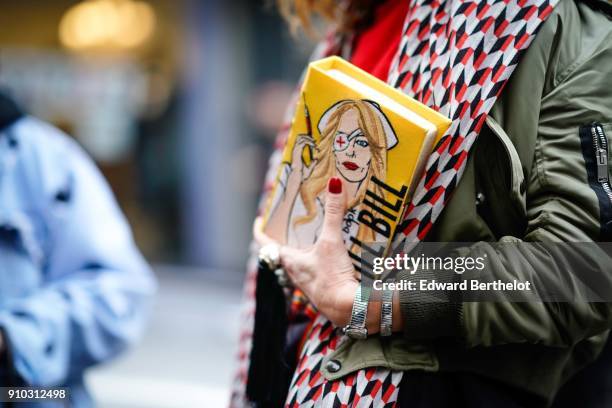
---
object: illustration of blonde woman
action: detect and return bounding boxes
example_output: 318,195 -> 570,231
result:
265,99 -> 398,248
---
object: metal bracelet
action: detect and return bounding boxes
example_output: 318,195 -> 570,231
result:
343,284 -> 371,340
380,284 -> 393,337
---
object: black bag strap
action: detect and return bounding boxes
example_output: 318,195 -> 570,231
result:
246,262 -> 293,407
0,92 -> 23,132
580,0 -> 612,19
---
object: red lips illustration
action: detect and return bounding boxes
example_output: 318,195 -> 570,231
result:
342,161 -> 359,170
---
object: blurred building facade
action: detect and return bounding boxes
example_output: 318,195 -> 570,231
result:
0,1 -> 313,405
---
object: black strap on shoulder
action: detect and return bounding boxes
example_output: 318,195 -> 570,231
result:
0,92 -> 23,132
579,0 -> 612,19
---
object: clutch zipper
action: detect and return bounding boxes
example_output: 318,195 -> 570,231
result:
592,123 -> 612,205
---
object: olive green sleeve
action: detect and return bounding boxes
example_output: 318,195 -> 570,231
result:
399,2 -> 612,347
460,6 -> 612,348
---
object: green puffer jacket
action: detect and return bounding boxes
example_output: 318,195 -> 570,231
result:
320,0 -> 612,404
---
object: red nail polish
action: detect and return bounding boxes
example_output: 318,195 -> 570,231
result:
328,177 -> 342,194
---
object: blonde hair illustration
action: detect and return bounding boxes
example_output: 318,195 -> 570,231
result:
294,99 -> 393,243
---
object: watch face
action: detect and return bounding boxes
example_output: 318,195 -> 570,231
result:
343,326 -> 368,340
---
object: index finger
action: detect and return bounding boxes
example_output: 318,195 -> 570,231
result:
253,217 -> 279,248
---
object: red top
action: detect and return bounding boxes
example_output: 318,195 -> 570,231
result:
350,0 -> 409,82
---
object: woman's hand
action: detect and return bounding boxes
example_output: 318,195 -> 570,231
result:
254,177 -> 358,327
290,135 -> 316,182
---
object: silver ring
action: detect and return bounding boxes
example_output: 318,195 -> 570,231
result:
258,243 -> 281,271
274,268 -> 290,287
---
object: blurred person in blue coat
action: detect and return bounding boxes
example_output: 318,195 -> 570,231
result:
0,93 -> 156,406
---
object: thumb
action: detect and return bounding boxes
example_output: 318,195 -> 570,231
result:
319,177 -> 347,242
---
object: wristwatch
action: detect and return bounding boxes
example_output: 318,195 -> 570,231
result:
343,284 -> 371,340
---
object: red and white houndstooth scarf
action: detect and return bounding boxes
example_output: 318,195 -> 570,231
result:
232,0 -> 557,405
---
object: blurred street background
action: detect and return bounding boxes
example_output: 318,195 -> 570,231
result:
0,0 -> 314,405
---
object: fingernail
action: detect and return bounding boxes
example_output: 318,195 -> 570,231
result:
328,177 -> 342,194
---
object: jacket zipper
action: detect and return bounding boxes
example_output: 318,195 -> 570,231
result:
591,124 -> 612,205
